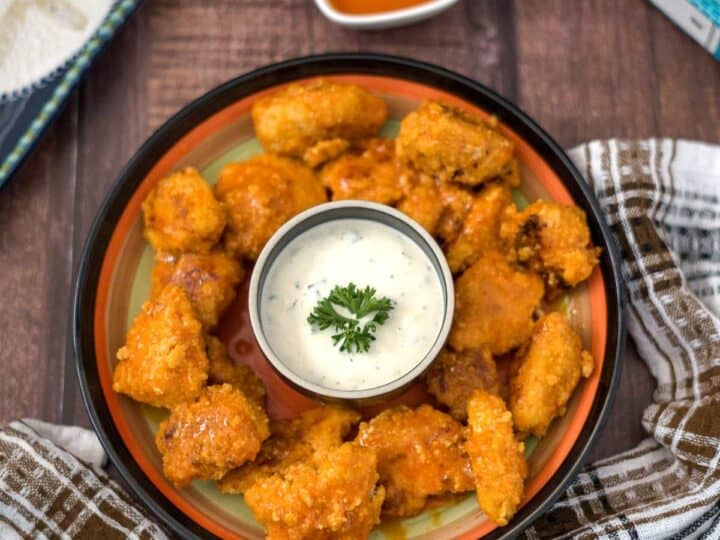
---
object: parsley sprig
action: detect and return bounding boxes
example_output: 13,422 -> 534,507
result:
307,283 -> 394,353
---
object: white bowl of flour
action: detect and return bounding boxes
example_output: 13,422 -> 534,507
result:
0,0 -> 113,101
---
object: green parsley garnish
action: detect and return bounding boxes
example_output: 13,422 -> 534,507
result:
307,283 -> 394,353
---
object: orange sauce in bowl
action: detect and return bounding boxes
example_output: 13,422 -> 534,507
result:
330,0 -> 430,15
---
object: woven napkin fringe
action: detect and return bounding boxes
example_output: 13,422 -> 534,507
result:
526,139 -> 720,540
0,419 -> 169,539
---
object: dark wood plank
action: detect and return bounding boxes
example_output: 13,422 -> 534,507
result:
0,97 -> 78,425
514,0 -> 661,146
60,5 -> 153,427
649,9 -> 720,140
307,0 -> 516,95
587,342 -> 655,462
143,0 -> 516,131
146,0 -> 312,130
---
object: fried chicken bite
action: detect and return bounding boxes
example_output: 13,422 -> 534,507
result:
396,101 -> 514,186
396,181 -> 443,235
425,347 -> 499,421
435,182 -> 475,244
449,253 -> 544,355
142,167 -> 225,254
499,157 -> 522,188
356,405 -> 473,518
320,138 -> 411,204
252,78 -> 388,167
396,177 -> 475,242
510,312 -> 594,437
205,335 -> 265,406
150,251 -> 243,329
156,384 -> 269,487
244,443 -> 384,540
112,285 -> 208,409
500,200 -> 601,288
445,182 -> 514,273
219,405 -> 360,494
215,155 -> 326,260
465,390 -> 527,526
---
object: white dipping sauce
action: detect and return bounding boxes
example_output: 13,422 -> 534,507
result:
260,219 -> 444,391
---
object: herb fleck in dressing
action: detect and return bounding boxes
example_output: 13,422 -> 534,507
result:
261,219 -> 444,391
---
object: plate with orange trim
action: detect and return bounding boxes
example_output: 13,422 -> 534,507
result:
73,53 -> 624,540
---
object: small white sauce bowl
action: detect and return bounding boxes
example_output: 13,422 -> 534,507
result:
249,200 -> 455,406
313,0 -> 459,30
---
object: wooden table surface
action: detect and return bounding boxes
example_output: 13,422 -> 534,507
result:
2,0 -> 719,478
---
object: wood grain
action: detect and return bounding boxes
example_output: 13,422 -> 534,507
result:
1,0 -> 718,473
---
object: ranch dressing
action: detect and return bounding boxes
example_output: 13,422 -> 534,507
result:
260,218 -> 444,391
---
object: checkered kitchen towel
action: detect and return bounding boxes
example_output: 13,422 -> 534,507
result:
1,139 -> 719,539
529,139 -> 720,539
0,419 -> 168,539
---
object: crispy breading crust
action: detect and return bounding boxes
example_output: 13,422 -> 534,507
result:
142,167 -> 225,254
156,384 -> 269,487
396,101 -> 514,186
252,79 -> 387,167
215,155 -> 326,260
219,405 -> 360,494
465,390 -> 527,526
150,251 -> 243,329
425,347 -> 499,421
510,312 -> 594,436
320,138 -> 410,205
112,285 -> 208,409
435,182 -> 475,244
449,252 -> 544,355
205,335 -> 266,406
445,182 -> 514,273
356,405 -> 473,518
500,200 -> 600,288
396,181 -> 444,235
243,443 -> 384,540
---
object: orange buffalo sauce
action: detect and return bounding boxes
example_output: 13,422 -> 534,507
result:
330,0 -> 430,15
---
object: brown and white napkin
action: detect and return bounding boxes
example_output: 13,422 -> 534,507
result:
1,139 -> 719,539
0,419 -> 169,539
528,139 -> 720,539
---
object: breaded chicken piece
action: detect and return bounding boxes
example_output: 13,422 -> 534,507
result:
510,313 -> 594,436
396,182 -> 443,235
205,335 -> 266,406
465,390 -> 527,526
396,101 -> 514,186
356,405 -> 473,518
219,405 -> 360,494
495,353 -> 523,403
112,285 -> 208,409
499,157 -> 522,188
445,182 -> 514,273
150,251 -> 243,329
500,200 -> 601,288
215,155 -> 326,260
320,138 -> 411,204
252,79 -> 388,167
303,138 -> 351,170
435,182 -> 475,244
142,167 -> 225,254
244,443 -> 384,540
396,178 -> 474,242
425,347 -> 499,421
449,252 -> 544,355
156,384 -> 269,487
